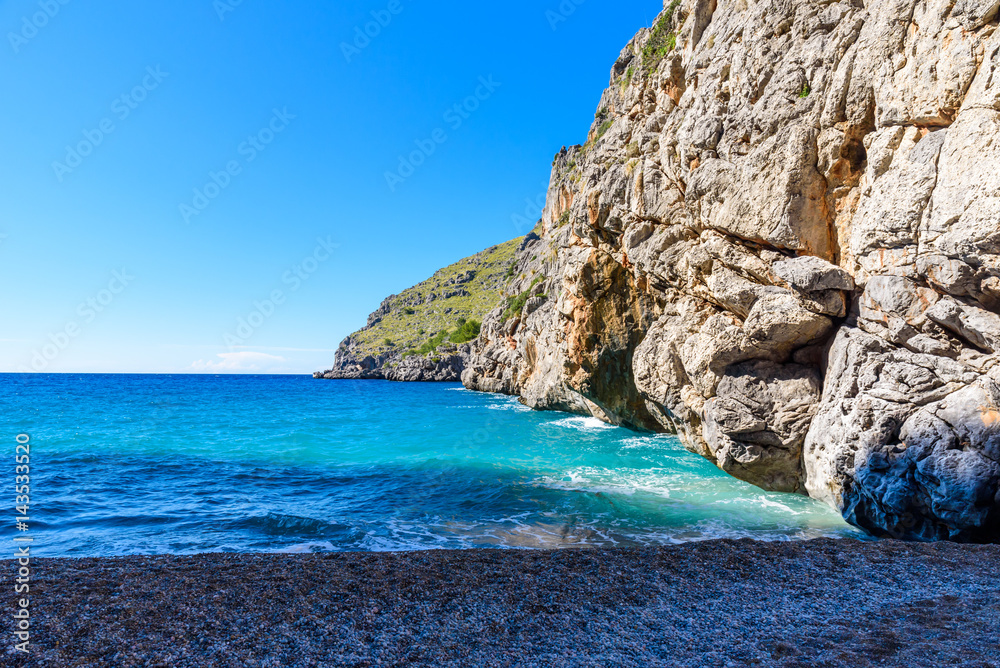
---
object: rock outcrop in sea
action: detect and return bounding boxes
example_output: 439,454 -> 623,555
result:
462,0 -> 1000,541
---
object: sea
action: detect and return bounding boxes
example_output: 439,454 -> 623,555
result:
0,374 -> 865,557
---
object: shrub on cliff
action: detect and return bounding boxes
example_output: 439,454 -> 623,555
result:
450,319 -> 481,344
642,0 -> 681,74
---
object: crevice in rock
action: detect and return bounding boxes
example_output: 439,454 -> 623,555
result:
691,0 -> 719,49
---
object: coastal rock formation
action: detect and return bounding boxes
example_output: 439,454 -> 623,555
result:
316,239 -> 520,382
316,342 -> 469,382
464,0 -> 1000,540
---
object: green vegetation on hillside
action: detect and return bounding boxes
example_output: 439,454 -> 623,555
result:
622,64 -> 635,90
501,276 -> 545,323
642,0 -> 681,74
583,119 -> 614,153
345,237 -> 521,360
450,318 -> 482,344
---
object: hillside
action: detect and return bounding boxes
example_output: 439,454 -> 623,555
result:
315,237 -> 524,381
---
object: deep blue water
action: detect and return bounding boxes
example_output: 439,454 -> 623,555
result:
0,375 -> 863,556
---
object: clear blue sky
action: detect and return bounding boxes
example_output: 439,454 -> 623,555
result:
1,0 -> 661,374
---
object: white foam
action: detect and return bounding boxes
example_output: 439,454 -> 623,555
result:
275,541 -> 337,554
549,416 -> 615,432
531,468 -> 644,497
486,401 -> 532,412
618,435 -> 682,450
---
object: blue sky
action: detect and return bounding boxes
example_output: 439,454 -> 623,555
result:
1,0 -> 661,373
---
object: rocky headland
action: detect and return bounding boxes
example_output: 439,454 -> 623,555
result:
315,238 -> 522,382
323,0 -> 1000,543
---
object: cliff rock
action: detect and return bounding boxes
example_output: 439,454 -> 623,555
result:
463,0 -> 1000,540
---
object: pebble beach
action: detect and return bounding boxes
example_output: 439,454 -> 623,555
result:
8,538 -> 1000,667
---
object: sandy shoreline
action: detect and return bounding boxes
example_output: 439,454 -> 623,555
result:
7,538 -> 1000,667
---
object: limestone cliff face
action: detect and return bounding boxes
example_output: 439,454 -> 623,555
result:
464,0 -> 1000,541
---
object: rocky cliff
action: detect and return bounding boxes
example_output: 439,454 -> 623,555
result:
463,0 -> 1000,541
316,238 -> 521,381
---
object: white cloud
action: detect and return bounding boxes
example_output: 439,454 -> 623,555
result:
189,351 -> 288,373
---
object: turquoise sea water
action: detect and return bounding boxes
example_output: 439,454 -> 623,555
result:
0,375 -> 864,556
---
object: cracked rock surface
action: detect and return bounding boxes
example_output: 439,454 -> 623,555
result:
463,0 -> 1000,540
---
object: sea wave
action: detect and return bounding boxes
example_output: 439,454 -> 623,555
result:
6,375 -> 863,557
548,416 -> 615,432
485,400 -> 532,412
229,512 -> 354,537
